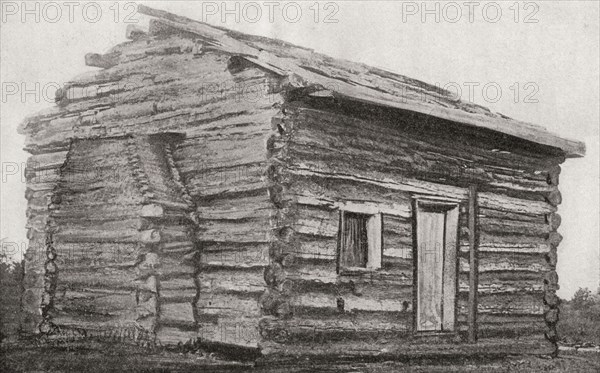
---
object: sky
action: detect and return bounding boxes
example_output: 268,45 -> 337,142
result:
1,1 -> 598,298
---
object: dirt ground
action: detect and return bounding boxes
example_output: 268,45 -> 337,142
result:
2,342 -> 600,373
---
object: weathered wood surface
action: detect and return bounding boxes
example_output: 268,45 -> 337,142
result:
259,100 -> 563,355
137,5 -> 584,157
259,335 -> 555,359
18,8 -> 573,357
18,30 -> 283,348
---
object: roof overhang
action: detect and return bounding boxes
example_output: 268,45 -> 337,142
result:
136,5 -> 585,158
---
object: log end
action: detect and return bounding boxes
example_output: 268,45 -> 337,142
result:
85,52 -> 120,69
126,24 -> 148,40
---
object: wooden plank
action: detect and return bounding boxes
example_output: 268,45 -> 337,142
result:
443,206 -> 459,331
136,4 -> 584,157
366,213 -> 382,269
416,208 -> 444,331
468,184 -> 478,343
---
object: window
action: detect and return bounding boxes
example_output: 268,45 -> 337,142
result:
338,211 -> 382,270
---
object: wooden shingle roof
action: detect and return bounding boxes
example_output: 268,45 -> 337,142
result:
18,5 -> 585,158
137,5 -> 585,158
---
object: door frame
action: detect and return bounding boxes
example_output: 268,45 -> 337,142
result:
411,197 -> 460,335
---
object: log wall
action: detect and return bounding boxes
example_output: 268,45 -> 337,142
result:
260,98 -> 563,358
19,32 -> 283,350
20,28 -> 566,358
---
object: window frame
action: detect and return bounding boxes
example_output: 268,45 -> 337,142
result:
336,208 -> 383,273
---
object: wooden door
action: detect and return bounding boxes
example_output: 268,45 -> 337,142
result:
415,202 -> 458,332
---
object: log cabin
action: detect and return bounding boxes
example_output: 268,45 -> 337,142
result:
18,5 -> 586,361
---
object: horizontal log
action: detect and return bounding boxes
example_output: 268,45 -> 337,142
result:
27,81 -> 278,152
290,106 -> 562,174
56,269 -> 139,291
478,192 -> 555,216
195,193 -> 271,220
285,168 -> 555,217
50,313 -> 137,331
287,110 -> 543,187
478,207 -> 546,224
290,275 -> 413,298
478,232 -> 547,245
24,127 -> 72,151
381,256 -> 413,272
285,259 -> 412,286
196,218 -> 271,243
177,131 -> 270,171
83,91 -> 276,144
55,217 -> 142,231
458,274 -> 543,295
27,151 -> 69,170
478,217 -> 551,236
260,335 -> 554,358
460,242 -> 550,254
185,163 -> 268,198
125,24 -> 147,40
53,289 -> 137,317
85,52 -> 121,69
160,288 -> 196,304
286,173 -> 413,219
459,253 -> 549,274
291,205 -> 338,238
160,301 -> 196,325
260,313 -> 412,344
292,291 -> 410,315
26,168 -> 61,184
197,318 -> 259,347
196,294 -> 261,318
287,140 -> 552,202
156,326 -> 199,345
198,267 -> 266,295
53,228 -> 159,244
199,243 -> 269,267
54,242 -> 140,269
459,293 -> 545,315
477,321 -> 547,339
60,51 -> 264,111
